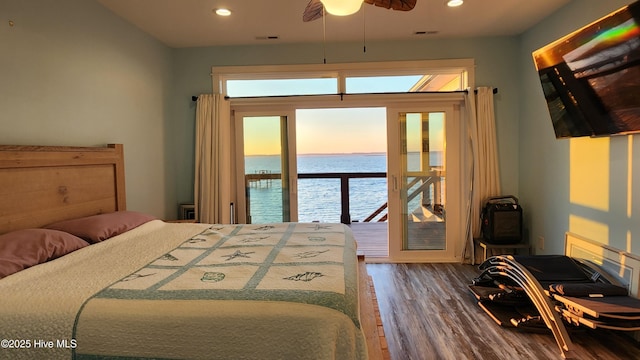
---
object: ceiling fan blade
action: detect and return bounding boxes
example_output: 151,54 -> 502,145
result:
365,0 -> 417,11
303,0 -> 416,22
303,0 -> 324,22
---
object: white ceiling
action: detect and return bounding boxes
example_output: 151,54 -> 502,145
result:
97,0 -> 572,48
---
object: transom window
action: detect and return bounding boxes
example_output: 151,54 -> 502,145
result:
215,59 -> 472,97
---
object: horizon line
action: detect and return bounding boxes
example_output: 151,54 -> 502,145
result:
246,151 -> 389,156
246,150 -> 441,156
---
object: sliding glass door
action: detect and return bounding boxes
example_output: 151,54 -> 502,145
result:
233,100 -> 464,262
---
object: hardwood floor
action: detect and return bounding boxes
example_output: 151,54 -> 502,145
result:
367,263 -> 640,360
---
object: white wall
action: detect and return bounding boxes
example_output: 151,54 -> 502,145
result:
0,0 -> 173,218
519,0 -> 639,255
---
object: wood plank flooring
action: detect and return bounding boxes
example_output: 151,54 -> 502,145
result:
367,263 -> 640,360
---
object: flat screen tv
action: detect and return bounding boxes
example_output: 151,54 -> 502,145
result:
533,1 -> 640,138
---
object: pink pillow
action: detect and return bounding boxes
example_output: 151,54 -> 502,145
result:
44,211 -> 156,244
0,228 -> 89,279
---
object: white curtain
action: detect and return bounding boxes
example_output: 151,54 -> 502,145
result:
462,87 -> 501,264
194,94 -> 232,224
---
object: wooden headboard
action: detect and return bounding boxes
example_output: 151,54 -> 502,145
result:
0,144 -> 126,234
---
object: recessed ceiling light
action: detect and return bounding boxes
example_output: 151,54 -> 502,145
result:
447,0 -> 463,7
215,8 -> 232,16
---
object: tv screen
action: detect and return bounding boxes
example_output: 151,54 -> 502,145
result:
533,1 -> 640,138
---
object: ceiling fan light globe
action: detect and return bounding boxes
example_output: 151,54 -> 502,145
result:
447,0 -> 464,7
214,8 -> 232,16
320,0 -> 364,16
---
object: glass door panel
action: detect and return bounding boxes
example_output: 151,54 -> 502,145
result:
387,106 -> 460,262
241,115 -> 294,223
402,112 -> 446,250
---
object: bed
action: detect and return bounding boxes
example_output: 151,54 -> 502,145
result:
0,144 -> 371,360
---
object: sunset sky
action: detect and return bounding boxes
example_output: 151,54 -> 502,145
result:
296,108 -> 388,154
242,108 -> 444,157
243,108 -> 387,156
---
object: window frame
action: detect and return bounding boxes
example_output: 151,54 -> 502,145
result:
212,59 -> 474,97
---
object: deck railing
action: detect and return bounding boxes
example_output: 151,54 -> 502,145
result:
362,171 -> 443,223
246,172 -> 386,224
245,171 -> 442,224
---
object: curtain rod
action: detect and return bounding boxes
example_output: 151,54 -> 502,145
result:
478,88 -> 499,94
191,88 -> 498,101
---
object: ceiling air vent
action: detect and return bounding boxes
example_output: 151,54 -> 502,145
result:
255,36 -> 280,40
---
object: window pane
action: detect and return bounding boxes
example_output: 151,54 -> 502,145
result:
346,75 -> 423,93
243,116 -> 290,223
346,73 -> 464,93
227,78 -> 337,97
400,112 -> 447,251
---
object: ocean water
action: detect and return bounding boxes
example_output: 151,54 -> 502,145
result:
244,152 -> 442,223
245,153 -> 387,223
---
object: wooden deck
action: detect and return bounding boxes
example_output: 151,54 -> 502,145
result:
350,221 -> 446,259
350,222 -> 389,258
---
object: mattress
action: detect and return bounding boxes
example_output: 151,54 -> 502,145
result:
0,221 -> 367,360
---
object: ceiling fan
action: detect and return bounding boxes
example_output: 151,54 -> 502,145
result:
303,0 -> 417,22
